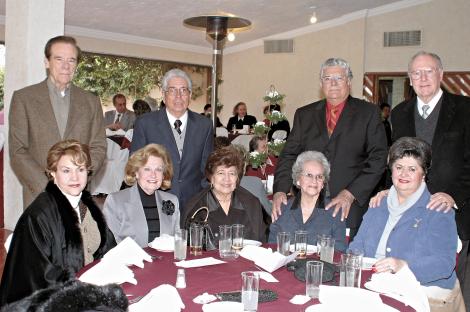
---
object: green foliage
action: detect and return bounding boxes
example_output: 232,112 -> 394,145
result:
0,67 -> 4,110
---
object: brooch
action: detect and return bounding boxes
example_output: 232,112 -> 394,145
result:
413,218 -> 422,228
162,200 -> 175,216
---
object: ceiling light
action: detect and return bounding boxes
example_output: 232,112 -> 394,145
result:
310,11 -> 317,24
227,31 -> 236,41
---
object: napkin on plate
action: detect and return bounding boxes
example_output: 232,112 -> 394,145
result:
289,295 -> 311,305
102,237 -> 152,268
193,292 -> 217,304
254,271 -> 279,283
79,261 -> 137,285
175,257 -> 226,268
148,234 -> 175,251
239,245 -> 298,273
364,265 -> 430,312
319,285 -> 396,312
129,284 -> 185,312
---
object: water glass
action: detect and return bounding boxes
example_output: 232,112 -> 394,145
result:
174,229 -> 187,260
316,234 -> 328,256
319,235 -> 335,263
305,261 -> 323,299
232,224 -> 244,251
241,271 -> 259,311
295,230 -> 308,259
346,249 -> 364,287
276,232 -> 291,256
189,223 -> 203,256
218,225 -> 233,258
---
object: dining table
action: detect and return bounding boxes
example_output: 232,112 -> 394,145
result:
80,244 -> 416,311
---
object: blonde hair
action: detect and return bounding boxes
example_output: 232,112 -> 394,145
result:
125,144 -> 173,190
46,139 -> 91,179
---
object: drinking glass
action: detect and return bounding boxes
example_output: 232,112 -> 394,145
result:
218,225 -> 233,258
316,234 -> 328,256
241,271 -> 259,311
346,248 -> 364,287
276,232 -> 290,256
295,230 -> 308,259
306,261 -> 323,299
319,235 -> 335,263
189,223 -> 203,256
232,224 -> 244,251
174,229 -> 187,260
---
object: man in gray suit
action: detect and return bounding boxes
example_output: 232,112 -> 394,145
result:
104,94 -> 136,131
131,69 -> 213,212
9,36 -> 106,208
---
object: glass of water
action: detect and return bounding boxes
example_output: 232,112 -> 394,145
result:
276,232 -> 291,256
174,229 -> 187,261
319,235 -> 335,263
218,225 -> 233,259
241,271 -> 259,311
232,224 -> 244,251
306,261 -> 323,299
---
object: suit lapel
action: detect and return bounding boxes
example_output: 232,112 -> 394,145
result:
329,97 -> 355,142
400,98 -> 417,138
37,80 -> 62,139
158,110 -> 181,160
181,111 -> 196,163
64,84 -> 80,138
432,92 -> 455,148
313,100 -> 329,145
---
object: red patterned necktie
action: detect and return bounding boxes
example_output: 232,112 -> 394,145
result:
327,107 -> 339,136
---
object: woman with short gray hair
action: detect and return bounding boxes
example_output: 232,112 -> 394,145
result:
268,151 -> 346,251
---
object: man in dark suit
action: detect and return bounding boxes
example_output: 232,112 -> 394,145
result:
391,51 -> 470,308
226,102 -> 257,131
104,94 -> 136,131
272,58 -> 387,239
380,103 -> 392,147
131,69 -> 213,211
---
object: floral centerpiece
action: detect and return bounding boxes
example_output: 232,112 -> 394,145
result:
266,110 -> 287,125
252,121 -> 270,136
263,85 -> 286,106
249,151 -> 268,169
268,139 -> 286,157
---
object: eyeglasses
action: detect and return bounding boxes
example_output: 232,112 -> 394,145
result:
165,87 -> 191,97
321,75 -> 347,84
300,172 -> 325,182
409,68 -> 439,80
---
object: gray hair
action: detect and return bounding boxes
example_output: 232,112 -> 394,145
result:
161,68 -> 192,91
408,51 -> 443,72
292,151 -> 330,185
320,58 -> 353,80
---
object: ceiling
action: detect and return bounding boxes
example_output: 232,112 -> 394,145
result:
0,0 -> 413,52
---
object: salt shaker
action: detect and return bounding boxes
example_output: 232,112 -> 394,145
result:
175,268 -> 186,289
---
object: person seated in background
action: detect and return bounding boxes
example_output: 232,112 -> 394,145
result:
103,144 -> 180,247
245,135 -> 277,179
182,146 -> 267,242
104,94 -> 136,131
268,151 -> 346,252
0,140 -> 116,306
133,99 -> 151,118
263,104 -> 290,141
202,104 -> 223,127
226,102 -> 257,131
349,137 -> 464,311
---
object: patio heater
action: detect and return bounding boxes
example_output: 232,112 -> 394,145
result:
184,13 -> 251,130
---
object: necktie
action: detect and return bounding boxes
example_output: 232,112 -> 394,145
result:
422,105 -> 430,119
174,119 -> 182,134
327,106 -> 339,136
116,113 -> 122,123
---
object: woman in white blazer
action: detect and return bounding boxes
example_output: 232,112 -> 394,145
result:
103,144 -> 180,247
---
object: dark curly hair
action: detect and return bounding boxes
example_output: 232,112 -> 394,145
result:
205,146 -> 245,182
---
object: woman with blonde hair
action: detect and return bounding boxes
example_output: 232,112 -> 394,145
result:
103,143 -> 180,247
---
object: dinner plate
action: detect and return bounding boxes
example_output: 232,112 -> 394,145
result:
289,244 -> 318,255
243,239 -> 262,247
202,301 -> 244,312
305,304 -> 328,312
362,257 -> 377,270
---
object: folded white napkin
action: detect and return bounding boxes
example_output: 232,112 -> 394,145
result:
102,237 -> 152,268
106,128 -> 126,136
365,265 -> 430,312
79,261 -> 137,285
289,295 -> 311,305
175,257 -> 226,268
129,284 -> 185,312
193,292 -> 217,304
239,245 -> 298,273
254,271 -> 279,282
148,234 -> 175,251
319,285 -> 395,312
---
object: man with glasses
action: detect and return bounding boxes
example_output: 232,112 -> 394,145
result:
272,58 -> 387,240
389,51 -> 470,309
131,68 -> 213,211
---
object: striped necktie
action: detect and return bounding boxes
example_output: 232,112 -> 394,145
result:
422,105 -> 430,119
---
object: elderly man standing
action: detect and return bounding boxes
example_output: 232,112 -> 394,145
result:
131,69 -> 213,211
389,51 -> 470,310
104,93 -> 136,131
272,58 -> 387,240
9,36 -> 106,208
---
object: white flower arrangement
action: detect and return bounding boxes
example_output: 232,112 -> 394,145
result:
266,110 -> 287,125
268,139 -> 286,157
263,85 -> 286,106
249,151 -> 268,168
252,121 -> 270,136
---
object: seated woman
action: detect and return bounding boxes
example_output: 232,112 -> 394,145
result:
350,137 -> 464,311
0,140 -> 116,306
245,135 -> 277,179
103,144 -> 180,247
268,151 -> 346,252
263,104 -> 290,141
182,146 -> 267,242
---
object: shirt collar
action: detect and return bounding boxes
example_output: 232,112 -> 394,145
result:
166,109 -> 188,132
417,88 -> 443,116
47,77 -> 70,98
57,185 -> 82,223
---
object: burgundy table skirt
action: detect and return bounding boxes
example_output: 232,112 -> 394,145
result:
81,247 -> 415,311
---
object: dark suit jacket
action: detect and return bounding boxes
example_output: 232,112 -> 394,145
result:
226,115 -> 257,130
130,109 -> 213,212
273,96 -> 388,228
391,92 -> 470,239
104,110 -> 136,131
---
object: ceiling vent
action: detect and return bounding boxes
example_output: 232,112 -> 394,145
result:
264,39 -> 294,54
383,30 -> 421,47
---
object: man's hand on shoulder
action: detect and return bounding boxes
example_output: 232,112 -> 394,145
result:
272,192 -> 288,222
369,189 -> 389,208
325,189 -> 355,221
427,192 -> 455,212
